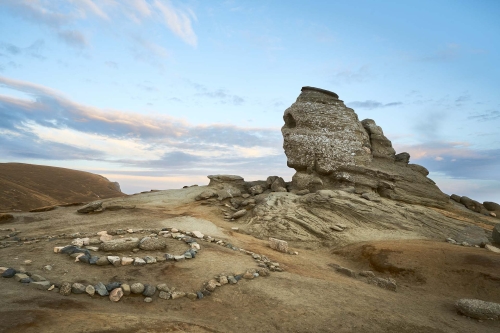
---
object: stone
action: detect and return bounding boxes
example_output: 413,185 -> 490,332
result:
0,267 -> 8,274
331,225 -> 343,232
24,260 -> 32,265
109,288 -> 124,302
14,273 -> 30,283
485,244 -> 500,254
484,201 -> 500,211
107,256 -> 121,266
106,282 -> 121,291
61,245 -> 89,256
100,238 -> 140,251
453,225 -> 489,246
187,292 -> 197,300
205,279 -> 220,292
450,194 -> 461,203
96,256 -> 110,266
232,209 -> 247,219
195,189 -> 217,201
43,265 -> 52,271
455,299 -> 500,320
335,266 -> 356,278
89,256 -> 99,265
196,291 -> 204,299
144,297 -> 153,303
257,268 -> 270,277
139,237 -> 167,251
269,237 -> 289,253
32,281 -> 51,290
493,224 -> 500,245
174,255 -> 185,261
31,274 -> 46,282
144,256 -> 156,264
243,271 -> 254,279
71,283 -> 86,294
133,258 -> 146,266
159,291 -> 171,299
59,282 -> 72,296
2,268 -> 16,278
395,152 -> 410,164
359,271 -> 376,278
281,86 -> 449,208
94,282 -> 109,296
227,276 -> 238,284
77,201 -> 102,213
192,230 -> 204,239
121,257 -> 134,265
131,283 -> 145,294
267,176 -> 287,192
86,285 -> 95,296
367,277 -> 397,291
72,238 -> 84,247
171,291 -> 186,299
249,185 -> 265,195
460,196 -> 489,215
219,276 -> 228,285
121,284 -> 130,296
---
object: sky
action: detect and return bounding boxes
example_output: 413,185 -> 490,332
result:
0,0 -> 499,203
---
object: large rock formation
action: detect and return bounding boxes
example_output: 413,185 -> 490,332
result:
282,86 -> 449,207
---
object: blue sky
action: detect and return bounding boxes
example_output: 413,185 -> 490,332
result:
0,0 -> 499,203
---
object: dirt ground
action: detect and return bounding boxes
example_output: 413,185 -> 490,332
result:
0,186 -> 499,332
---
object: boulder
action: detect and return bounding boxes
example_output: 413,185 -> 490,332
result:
455,299 -> 500,320
109,288 -> 124,302
281,86 -> 449,208
195,189 -> 217,201
269,237 -> 289,253
460,196 -> 490,215
484,201 -> 500,211
77,201 -> 102,214
267,176 -> 287,192
249,185 -> 265,195
450,194 -> 461,203
99,238 -> 140,251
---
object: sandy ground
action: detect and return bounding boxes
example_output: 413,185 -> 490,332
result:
0,186 -> 499,332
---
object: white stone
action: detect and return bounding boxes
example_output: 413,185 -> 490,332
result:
192,230 -> 204,239
485,244 -> 500,254
107,256 -> 121,266
121,257 -> 134,265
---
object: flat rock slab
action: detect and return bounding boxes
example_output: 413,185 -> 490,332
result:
453,226 -> 488,246
100,238 -> 140,251
456,299 -> 500,320
269,237 -> 289,253
77,201 -> 102,213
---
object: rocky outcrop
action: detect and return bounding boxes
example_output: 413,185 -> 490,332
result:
281,86 -> 449,208
455,299 -> 500,320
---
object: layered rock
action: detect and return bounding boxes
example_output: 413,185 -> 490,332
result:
281,86 -> 449,207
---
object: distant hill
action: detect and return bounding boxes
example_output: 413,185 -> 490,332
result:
0,163 -> 126,212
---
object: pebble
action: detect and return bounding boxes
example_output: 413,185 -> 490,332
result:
94,282 -> 109,296
0,267 -> 7,274
192,231 -> 204,239
142,284 -> 156,297
121,257 -> 134,265
85,246 -> 99,252
121,283 -> 131,296
174,255 -> 185,261
131,282 -> 145,294
227,276 -> 238,284
331,225 -> 343,232
59,282 -> 72,296
205,279 -> 220,292
2,268 -> 16,278
243,271 -> 254,279
24,260 -> 32,265
196,291 -> 204,299
43,265 -> 53,271
106,282 -> 121,291
171,291 -> 186,299
144,256 -> 156,264
186,292 -> 197,300
133,258 -> 146,266
159,291 -> 171,299
89,256 -> 99,265
86,285 -> 95,296
96,256 -> 110,266
32,280 -> 51,290
53,246 -> 65,253
71,283 -> 86,294
109,288 -> 124,302
171,228 -> 178,233
144,297 -> 153,303
107,256 -> 121,266
14,273 -> 31,283
219,276 -> 228,285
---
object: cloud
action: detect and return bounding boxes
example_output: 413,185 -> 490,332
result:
468,110 -> 500,122
2,0 -> 198,50
188,81 -> 245,106
330,65 -> 372,84
0,75 -> 281,175
347,100 -> 402,110
0,40 -> 45,60
57,30 -> 88,48
394,140 -> 500,182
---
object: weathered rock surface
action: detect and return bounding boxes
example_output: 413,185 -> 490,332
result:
281,86 -> 449,208
139,237 -> 166,251
269,237 -> 289,253
99,238 -> 140,251
453,225 -> 489,246
493,224 -> 500,245
77,201 -> 103,214
460,196 -> 489,215
455,299 -> 500,320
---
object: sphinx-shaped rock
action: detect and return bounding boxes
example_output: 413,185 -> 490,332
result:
281,86 -> 449,208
